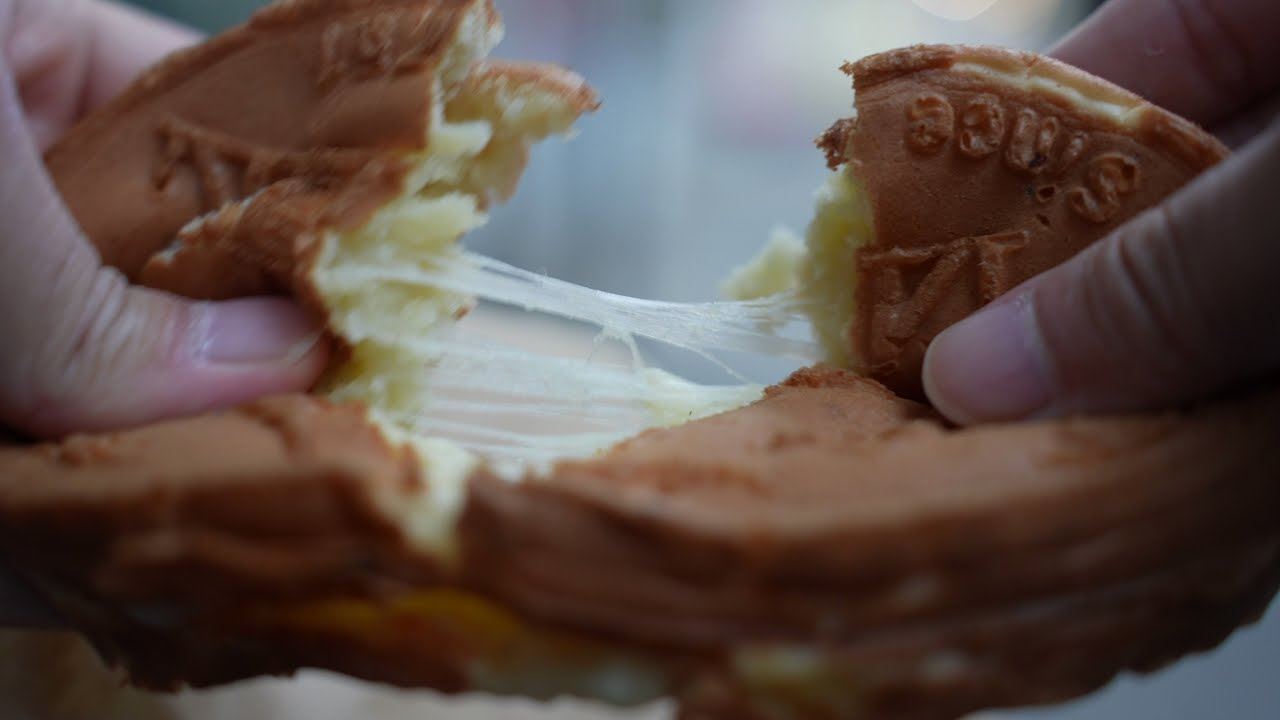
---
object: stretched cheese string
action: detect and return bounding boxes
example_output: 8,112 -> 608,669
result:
313,113 -> 864,472
323,251 -> 822,366
322,251 -> 820,470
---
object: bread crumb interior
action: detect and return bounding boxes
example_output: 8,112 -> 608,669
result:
724,170 -> 874,370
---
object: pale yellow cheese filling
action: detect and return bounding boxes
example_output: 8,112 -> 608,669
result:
723,171 -> 874,369
307,82 -> 875,558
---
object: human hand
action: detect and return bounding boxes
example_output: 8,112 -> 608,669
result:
0,0 -> 330,623
1,0 -> 330,439
923,0 -> 1280,424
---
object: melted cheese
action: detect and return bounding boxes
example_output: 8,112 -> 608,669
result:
726,170 -> 875,369
307,73 -> 874,559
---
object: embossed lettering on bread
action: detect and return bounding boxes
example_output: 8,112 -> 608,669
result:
790,44 -> 1231,398
4,10 -> 1280,720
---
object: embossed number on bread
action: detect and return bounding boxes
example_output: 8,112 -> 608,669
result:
3,4 -> 1278,720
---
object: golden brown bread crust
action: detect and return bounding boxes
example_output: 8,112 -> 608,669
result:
44,0 -> 499,295
42,0 -> 596,313
818,44 -> 1230,399
471,367 -> 1280,719
8,17 -> 1277,720
124,59 -> 600,305
0,396 -> 450,689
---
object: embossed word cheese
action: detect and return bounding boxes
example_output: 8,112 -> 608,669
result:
818,45 -> 1226,398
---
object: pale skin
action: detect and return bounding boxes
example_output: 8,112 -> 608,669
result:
0,0 -> 1275,629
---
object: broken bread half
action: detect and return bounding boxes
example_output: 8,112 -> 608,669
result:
4,3 -> 1279,719
729,45 -> 1233,399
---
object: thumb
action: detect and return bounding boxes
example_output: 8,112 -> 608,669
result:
3,271 -> 329,438
923,119 -> 1280,424
0,60 -> 327,439
0,212 -> 330,437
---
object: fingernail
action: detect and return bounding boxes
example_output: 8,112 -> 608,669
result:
197,298 -> 324,366
923,296 -> 1052,423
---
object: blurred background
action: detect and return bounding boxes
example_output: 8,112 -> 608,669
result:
78,1 -> 1278,719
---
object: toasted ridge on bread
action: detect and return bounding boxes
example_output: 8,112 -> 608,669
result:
3,5 -> 1275,720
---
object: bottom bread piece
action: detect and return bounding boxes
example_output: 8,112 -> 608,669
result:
2,367 -> 1278,720
8,2 -> 1269,714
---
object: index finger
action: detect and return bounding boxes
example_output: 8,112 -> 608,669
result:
1051,0 -> 1280,137
4,0 -> 198,146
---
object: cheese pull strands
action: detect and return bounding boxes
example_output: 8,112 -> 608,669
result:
322,252 -> 824,364
383,325 -> 764,471
452,251 -> 824,361
319,243 -> 824,466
